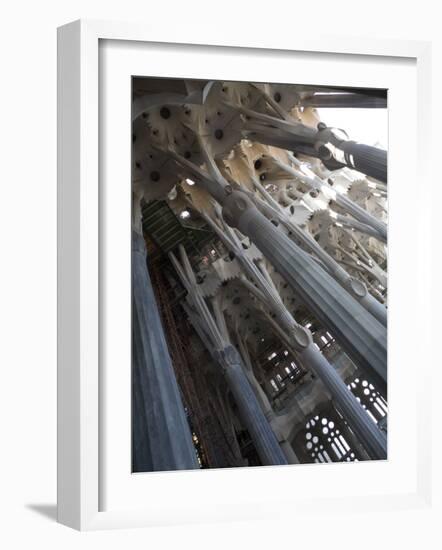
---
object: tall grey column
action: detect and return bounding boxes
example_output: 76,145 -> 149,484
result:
132,231 -> 199,472
222,190 -> 387,389
236,331 -> 300,464
337,141 -> 387,184
216,345 -> 289,466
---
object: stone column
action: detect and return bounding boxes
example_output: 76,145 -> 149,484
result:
338,141 -> 387,184
216,346 -> 289,466
334,212 -> 386,243
222,190 -> 387,389
132,231 -> 199,472
236,331 -> 300,464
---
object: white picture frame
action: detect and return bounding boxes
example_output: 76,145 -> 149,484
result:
57,19 -> 433,531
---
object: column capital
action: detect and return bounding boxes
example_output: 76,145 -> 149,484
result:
222,189 -> 255,228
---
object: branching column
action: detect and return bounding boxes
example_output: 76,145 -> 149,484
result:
169,245 -> 288,466
251,177 -> 387,326
274,156 -> 387,242
204,206 -> 386,459
222,190 -> 387,390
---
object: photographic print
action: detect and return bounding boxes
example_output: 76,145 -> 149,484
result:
131,78 -> 387,472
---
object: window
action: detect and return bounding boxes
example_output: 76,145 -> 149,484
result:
301,412 -> 361,463
347,377 -> 387,425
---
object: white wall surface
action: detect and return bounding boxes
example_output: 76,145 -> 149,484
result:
0,1 -> 440,548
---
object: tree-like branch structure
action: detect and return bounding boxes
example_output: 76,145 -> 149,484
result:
132,78 -> 389,469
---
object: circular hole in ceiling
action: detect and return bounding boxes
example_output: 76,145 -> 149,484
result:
160,106 -> 171,119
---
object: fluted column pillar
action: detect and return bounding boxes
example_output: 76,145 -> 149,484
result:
132,231 -> 199,472
236,332 -> 300,464
215,345 -> 289,466
339,141 -> 387,183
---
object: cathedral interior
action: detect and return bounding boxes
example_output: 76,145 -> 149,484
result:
131,78 -> 388,472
